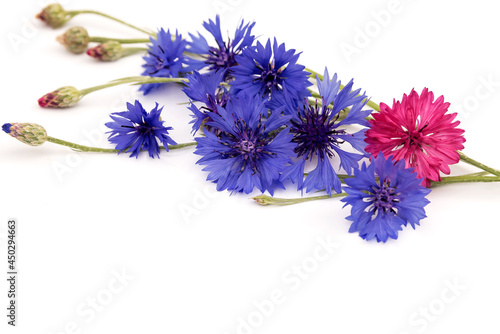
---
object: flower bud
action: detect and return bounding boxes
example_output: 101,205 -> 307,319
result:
3,123 -> 47,146
36,4 -> 69,28
38,86 -> 81,108
87,41 -> 123,61
57,26 -> 90,54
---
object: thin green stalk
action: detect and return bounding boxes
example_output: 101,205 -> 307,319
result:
304,173 -> 352,182
253,171 -> 499,206
66,10 -> 153,35
120,47 -> 148,58
458,151 -> 500,177
89,37 -> 150,44
184,51 -> 204,59
165,142 -> 199,150
46,136 -> 197,153
47,137 -> 118,152
430,174 -> 500,187
79,77 -> 188,96
305,67 -> 324,81
308,89 -> 322,100
253,193 -> 347,206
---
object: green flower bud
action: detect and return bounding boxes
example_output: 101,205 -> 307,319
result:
57,26 -> 90,54
36,4 -> 69,28
86,41 -> 123,61
38,86 -> 82,108
2,123 -> 47,146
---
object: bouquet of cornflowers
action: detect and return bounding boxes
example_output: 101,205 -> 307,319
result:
4,3 -> 500,243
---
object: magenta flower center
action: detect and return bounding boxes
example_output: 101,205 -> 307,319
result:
402,122 -> 429,148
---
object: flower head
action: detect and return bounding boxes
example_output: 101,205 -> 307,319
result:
105,100 -> 177,158
3,123 -> 47,146
280,69 -> 372,195
36,4 -> 69,28
187,15 -> 255,80
57,26 -> 90,54
86,41 -> 123,61
341,154 -> 431,243
232,38 -> 311,102
140,29 -> 195,95
38,86 -> 81,108
182,70 -> 229,134
365,88 -> 466,187
194,94 -> 295,195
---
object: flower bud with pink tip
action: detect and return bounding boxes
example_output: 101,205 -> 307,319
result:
38,86 -> 81,108
36,4 -> 69,28
87,41 -> 123,61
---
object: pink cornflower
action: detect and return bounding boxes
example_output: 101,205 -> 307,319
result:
365,88 -> 465,187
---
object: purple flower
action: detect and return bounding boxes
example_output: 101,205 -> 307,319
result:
341,154 -> 431,242
182,70 -> 229,134
280,68 -> 372,195
105,100 -> 176,158
194,93 -> 295,195
187,15 -> 255,80
140,29 -> 199,95
232,38 -> 311,102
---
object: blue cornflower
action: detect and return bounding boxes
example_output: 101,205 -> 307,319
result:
232,38 -> 311,102
280,68 -> 372,195
105,100 -> 177,158
182,70 -> 230,134
140,29 -> 198,95
187,15 -> 255,80
194,93 -> 295,195
341,154 -> 431,243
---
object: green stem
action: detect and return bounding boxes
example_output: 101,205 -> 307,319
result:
79,77 -> 188,96
66,10 -> 153,35
305,67 -> 324,81
308,89 -> 322,100
120,47 -> 148,57
430,173 -> 500,187
458,151 -> 500,177
164,142 -> 198,150
89,37 -> 150,44
253,193 -> 348,206
304,173 -> 352,182
305,67 -> 380,112
47,137 -> 118,152
46,136 -> 197,153
184,51 -> 204,59
365,100 -> 380,112
253,171 -> 500,206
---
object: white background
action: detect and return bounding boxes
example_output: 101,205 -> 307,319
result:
1,0 -> 500,333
